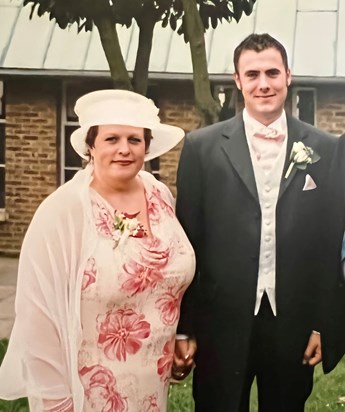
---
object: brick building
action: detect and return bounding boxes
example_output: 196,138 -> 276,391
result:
0,0 -> 345,254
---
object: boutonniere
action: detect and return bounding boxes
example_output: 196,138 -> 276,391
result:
113,211 -> 147,248
285,141 -> 320,179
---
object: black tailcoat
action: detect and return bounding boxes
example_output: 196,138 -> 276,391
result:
176,113 -> 344,411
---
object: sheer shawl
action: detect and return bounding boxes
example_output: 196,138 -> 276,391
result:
0,165 -> 174,411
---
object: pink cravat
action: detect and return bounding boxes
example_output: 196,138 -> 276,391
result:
251,129 -> 286,173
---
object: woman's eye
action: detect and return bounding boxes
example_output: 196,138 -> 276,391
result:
129,136 -> 143,143
105,136 -> 118,142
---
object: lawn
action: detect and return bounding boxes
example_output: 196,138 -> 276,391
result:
1,338 -> 344,412
168,360 -> 345,412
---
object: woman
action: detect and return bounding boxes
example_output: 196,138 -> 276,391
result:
0,90 -> 196,412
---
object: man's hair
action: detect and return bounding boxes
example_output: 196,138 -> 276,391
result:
233,33 -> 289,74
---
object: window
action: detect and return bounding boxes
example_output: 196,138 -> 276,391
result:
0,81 -> 5,210
61,84 -> 83,183
214,85 -> 237,121
292,88 -> 316,126
61,82 -> 114,183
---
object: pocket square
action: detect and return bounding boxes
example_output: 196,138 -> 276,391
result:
303,174 -> 317,191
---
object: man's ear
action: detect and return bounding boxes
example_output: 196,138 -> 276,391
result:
233,73 -> 242,91
286,69 -> 292,87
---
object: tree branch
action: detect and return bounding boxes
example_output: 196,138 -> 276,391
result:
94,15 -> 132,90
181,0 -> 220,125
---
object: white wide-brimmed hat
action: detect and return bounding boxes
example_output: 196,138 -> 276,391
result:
70,89 -> 185,162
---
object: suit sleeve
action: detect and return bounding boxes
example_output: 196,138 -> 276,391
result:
176,135 -> 203,337
320,133 -> 345,372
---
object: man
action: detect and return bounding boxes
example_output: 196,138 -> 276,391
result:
174,33 -> 345,411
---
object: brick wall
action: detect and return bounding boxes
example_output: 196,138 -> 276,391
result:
157,83 -> 202,195
0,78 -> 59,255
316,85 -> 345,136
2,79 -> 345,255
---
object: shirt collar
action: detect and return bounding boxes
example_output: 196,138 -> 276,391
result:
243,108 -> 287,136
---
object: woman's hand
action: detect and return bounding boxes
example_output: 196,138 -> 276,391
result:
172,338 -> 197,380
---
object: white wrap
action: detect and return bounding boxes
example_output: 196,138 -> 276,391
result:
0,165 -> 174,411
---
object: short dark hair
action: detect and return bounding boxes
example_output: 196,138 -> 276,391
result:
233,33 -> 289,74
84,126 -> 152,159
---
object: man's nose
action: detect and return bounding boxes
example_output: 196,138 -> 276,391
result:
258,74 -> 270,91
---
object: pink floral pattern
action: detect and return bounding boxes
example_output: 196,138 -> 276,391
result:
79,182 -> 195,410
79,364 -> 128,412
92,201 -> 114,239
155,286 -> 185,326
121,261 -> 164,296
142,393 -> 160,412
97,308 -> 151,361
82,257 -> 97,291
157,337 -> 175,383
121,242 -> 170,296
140,240 -> 170,268
146,187 -> 174,223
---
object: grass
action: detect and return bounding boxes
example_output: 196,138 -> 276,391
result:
167,359 -> 345,412
1,338 -> 344,412
0,340 -> 29,412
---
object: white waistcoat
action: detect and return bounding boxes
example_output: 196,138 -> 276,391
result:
247,134 -> 287,315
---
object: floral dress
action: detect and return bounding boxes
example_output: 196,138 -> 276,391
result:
78,183 -> 195,412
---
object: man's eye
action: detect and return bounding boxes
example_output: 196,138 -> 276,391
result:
267,70 -> 280,77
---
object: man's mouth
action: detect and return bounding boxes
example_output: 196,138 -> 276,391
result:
255,95 -> 275,99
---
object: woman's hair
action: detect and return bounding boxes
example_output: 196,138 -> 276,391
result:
84,126 -> 153,159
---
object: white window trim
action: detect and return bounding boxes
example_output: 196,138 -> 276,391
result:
61,82 -> 82,184
292,87 -> 317,126
213,84 -> 237,110
0,79 -> 6,220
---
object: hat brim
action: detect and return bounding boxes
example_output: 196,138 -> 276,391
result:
70,124 -> 185,162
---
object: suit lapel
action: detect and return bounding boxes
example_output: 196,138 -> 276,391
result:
278,115 -> 308,199
220,114 -> 259,203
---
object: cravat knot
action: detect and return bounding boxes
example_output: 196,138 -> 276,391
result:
253,128 -> 285,143
251,128 -> 286,173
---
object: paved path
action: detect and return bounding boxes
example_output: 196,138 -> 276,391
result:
0,257 -> 18,339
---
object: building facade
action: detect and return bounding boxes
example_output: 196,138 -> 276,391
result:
1,0 -> 345,254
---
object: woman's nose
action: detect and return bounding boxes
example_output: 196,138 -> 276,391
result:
118,139 -> 130,155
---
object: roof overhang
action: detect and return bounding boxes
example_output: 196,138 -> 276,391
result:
1,69 -> 345,86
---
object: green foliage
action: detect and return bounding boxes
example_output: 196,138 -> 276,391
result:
168,375 -> 194,411
23,0 -> 256,37
0,340 -> 29,412
0,338 -> 8,364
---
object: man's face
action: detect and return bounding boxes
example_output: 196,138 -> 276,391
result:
234,47 -> 291,125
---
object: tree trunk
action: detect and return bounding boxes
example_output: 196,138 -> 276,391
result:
94,15 -> 133,90
181,0 -> 220,125
133,12 -> 157,96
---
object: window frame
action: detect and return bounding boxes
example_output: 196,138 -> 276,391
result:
213,84 -> 238,119
60,82 -> 83,184
0,80 -> 6,219
292,87 -> 317,126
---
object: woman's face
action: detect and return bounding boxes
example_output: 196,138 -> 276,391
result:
89,124 -> 146,184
